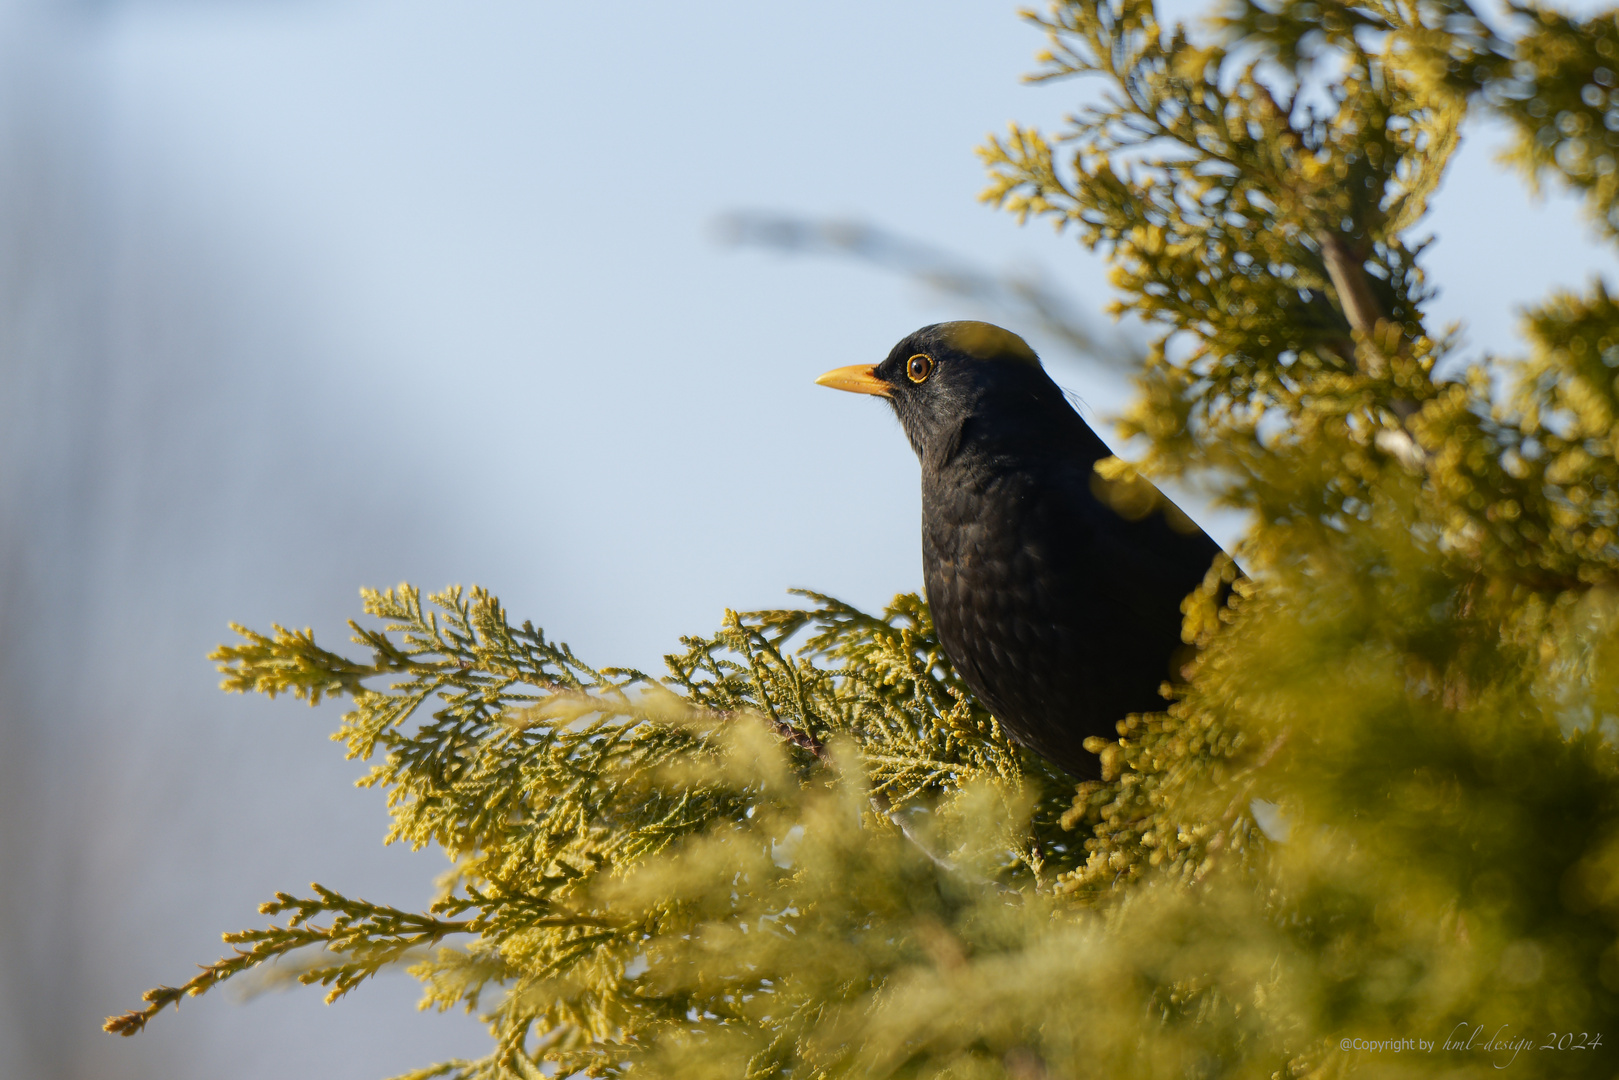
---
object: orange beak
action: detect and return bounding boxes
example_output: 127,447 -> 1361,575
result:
815,364 -> 892,398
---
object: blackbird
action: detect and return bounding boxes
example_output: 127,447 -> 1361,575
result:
817,321 -> 1222,777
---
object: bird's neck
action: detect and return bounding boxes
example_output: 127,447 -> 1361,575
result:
930,401 -> 1108,477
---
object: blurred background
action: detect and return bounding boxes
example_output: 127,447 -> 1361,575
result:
0,0 -> 1608,1076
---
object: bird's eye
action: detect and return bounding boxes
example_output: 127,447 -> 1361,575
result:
906,353 -> 933,383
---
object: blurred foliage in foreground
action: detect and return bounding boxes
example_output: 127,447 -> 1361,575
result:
109,0 -> 1619,1075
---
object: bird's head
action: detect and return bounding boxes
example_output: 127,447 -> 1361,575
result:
817,321 -> 1065,465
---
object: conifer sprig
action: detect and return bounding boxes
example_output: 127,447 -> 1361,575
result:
107,586 -> 1084,1078
103,886 -> 486,1036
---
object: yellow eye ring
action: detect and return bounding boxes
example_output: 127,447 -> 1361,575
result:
906,353 -> 933,383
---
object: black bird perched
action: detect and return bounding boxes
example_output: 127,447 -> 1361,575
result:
817,321 -> 1222,778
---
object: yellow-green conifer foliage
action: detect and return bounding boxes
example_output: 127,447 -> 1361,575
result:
109,1 -> 1619,1076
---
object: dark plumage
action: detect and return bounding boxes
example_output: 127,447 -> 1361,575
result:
817,321 -> 1222,777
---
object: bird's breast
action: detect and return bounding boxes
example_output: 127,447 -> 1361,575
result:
921,465 -> 1092,717
917,452 -> 1204,777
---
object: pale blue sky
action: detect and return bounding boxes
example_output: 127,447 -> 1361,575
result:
96,0 -> 1613,665
94,0 -> 1612,666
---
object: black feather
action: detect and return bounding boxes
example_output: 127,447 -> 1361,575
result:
866,321 -> 1222,777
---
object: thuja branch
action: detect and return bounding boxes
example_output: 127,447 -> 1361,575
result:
104,887 -> 486,1036
107,585 -> 1073,1059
